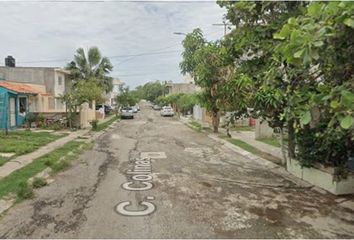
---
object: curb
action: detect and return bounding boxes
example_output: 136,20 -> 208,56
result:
207,134 -> 313,188
184,122 -> 201,132
179,118 -> 312,188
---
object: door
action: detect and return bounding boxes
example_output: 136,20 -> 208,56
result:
9,97 -> 16,127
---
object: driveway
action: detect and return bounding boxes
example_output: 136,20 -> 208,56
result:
0,102 -> 353,238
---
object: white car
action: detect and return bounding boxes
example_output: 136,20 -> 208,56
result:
160,106 -> 174,117
121,107 -> 134,119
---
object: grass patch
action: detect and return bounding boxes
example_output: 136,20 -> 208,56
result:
221,136 -> 282,164
257,137 -> 281,148
226,138 -> 260,155
186,120 -> 202,132
0,130 -> 63,156
0,156 -> 8,167
94,115 -> 120,131
0,140 -> 91,200
189,121 -> 202,128
230,126 -> 255,132
16,182 -> 33,200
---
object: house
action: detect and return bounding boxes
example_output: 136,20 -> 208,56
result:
165,81 -> 200,96
104,78 -> 124,107
0,56 -> 71,117
0,81 -> 43,129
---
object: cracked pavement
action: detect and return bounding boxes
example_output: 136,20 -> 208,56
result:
0,102 -> 353,238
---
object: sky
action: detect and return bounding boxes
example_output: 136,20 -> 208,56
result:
0,0 -> 226,88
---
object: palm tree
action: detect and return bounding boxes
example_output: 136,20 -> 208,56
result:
66,47 -> 114,93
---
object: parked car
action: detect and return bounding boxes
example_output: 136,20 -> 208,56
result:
153,105 -> 162,110
121,107 -> 134,119
132,106 -> 138,113
96,104 -> 113,115
160,106 -> 174,117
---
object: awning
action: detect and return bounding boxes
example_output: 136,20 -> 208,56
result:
0,81 -> 43,95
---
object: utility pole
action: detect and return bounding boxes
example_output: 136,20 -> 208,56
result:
212,20 -> 232,37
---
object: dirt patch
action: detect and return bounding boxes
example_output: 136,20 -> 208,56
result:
200,182 -> 212,187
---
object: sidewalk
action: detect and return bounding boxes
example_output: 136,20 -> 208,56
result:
220,128 -> 284,160
180,116 -> 284,162
98,114 -> 117,125
0,129 -> 89,179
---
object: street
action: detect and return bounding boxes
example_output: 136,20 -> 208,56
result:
0,102 -> 353,238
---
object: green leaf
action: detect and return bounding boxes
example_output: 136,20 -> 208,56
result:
343,18 -> 354,28
300,111 -> 311,125
313,41 -> 324,47
288,17 -> 297,25
308,3 -> 322,18
341,90 -> 354,106
277,25 -> 291,40
294,49 -> 304,58
340,115 -> 354,129
321,95 -> 331,101
330,100 -> 339,109
310,49 -> 320,60
274,33 -> 285,40
303,49 -> 312,65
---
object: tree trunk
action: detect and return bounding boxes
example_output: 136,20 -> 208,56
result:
212,109 -> 220,133
287,119 -> 296,159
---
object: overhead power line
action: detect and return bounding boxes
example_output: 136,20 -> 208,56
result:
114,71 -> 173,77
17,49 -> 180,64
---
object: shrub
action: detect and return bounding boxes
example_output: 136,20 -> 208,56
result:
16,181 -> 33,200
48,123 -> 63,131
50,160 -> 70,173
24,113 -> 37,128
32,177 -> 47,188
44,158 -> 55,167
90,120 -> 99,130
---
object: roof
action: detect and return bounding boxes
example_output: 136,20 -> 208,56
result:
54,68 -> 71,74
0,81 -> 43,95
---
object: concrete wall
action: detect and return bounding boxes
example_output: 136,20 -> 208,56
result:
193,104 -> 204,122
0,67 -> 69,113
0,67 -> 56,95
166,83 -> 199,95
255,119 -> 274,139
80,101 -> 96,128
287,158 -> 354,195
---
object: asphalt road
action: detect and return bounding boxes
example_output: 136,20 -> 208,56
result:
0,102 -> 353,238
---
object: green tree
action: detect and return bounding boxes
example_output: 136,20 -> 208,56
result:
180,29 -> 232,132
218,1 -> 306,159
66,46 -> 114,93
175,93 -> 198,115
116,84 -> 137,108
218,1 -> 354,168
58,80 -> 103,129
272,1 -> 354,167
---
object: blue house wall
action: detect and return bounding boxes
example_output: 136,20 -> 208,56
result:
0,87 -> 9,129
0,87 -> 23,129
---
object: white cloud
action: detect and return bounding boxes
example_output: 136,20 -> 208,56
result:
0,0 -> 226,88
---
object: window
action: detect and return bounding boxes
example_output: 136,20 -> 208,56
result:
58,76 -> 63,86
19,97 -> 27,114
